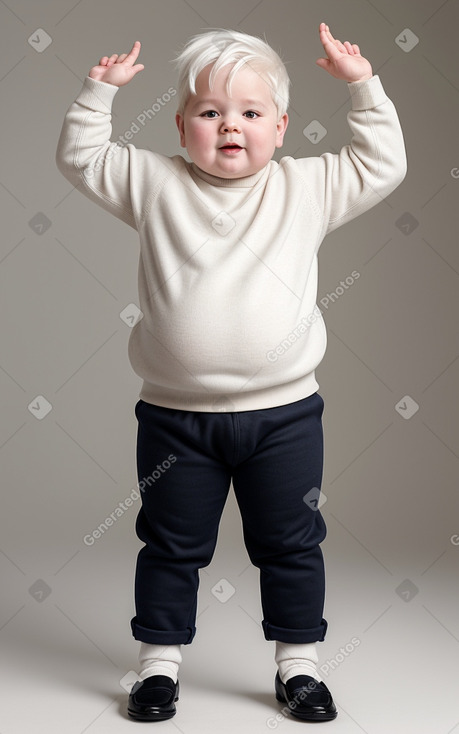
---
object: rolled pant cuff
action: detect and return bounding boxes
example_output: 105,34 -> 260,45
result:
131,617 -> 195,645
262,617 -> 328,643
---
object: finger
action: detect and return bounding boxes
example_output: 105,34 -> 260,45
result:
353,44 -> 360,54
319,24 -> 347,60
125,41 -> 141,66
325,26 -> 339,45
323,28 -> 347,54
322,26 -> 349,55
319,22 -> 333,38
320,36 -> 344,61
316,57 -> 331,71
319,27 -> 336,49
100,56 -> 108,65
319,27 -> 336,48
344,41 -> 354,54
319,23 -> 334,41
117,53 -> 128,62
334,37 -> 348,53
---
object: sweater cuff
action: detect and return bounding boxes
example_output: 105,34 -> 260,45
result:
74,76 -> 120,113
347,75 -> 387,110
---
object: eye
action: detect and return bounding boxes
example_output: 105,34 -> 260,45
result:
244,111 -> 259,119
200,110 -> 219,118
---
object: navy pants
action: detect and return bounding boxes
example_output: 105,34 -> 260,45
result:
130,392 -> 328,646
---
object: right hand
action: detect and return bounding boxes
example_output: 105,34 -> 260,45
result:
89,41 -> 144,86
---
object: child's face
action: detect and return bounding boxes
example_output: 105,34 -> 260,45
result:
175,62 -> 288,179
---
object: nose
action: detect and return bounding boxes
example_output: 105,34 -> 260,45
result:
220,120 -> 241,133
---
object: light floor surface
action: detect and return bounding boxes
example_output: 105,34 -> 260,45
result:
1,575 -> 458,734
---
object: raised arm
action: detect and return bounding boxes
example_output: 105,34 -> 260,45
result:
55,42 -> 145,229
297,23 -> 407,235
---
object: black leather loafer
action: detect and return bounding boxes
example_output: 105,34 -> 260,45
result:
275,671 -> 337,721
127,674 -> 179,721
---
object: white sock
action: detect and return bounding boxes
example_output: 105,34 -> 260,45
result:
275,641 -> 322,683
138,642 -> 182,683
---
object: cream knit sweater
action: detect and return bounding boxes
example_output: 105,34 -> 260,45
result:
56,74 -> 406,411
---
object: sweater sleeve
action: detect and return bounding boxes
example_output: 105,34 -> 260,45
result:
55,76 -> 140,229
295,75 -> 407,237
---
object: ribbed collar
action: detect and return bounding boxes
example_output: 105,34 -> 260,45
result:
190,161 -> 270,188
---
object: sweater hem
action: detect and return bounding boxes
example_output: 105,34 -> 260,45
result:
137,373 -> 320,412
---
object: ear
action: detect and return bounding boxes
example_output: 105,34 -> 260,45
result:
275,113 -> 289,148
175,113 -> 186,148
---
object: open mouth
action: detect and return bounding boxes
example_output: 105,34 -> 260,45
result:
219,144 -> 244,154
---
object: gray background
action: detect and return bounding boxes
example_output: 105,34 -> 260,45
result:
1,0 -> 458,732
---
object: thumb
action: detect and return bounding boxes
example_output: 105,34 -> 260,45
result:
122,63 -> 144,85
316,57 -> 331,72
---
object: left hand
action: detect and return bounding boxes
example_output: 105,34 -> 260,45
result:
316,23 -> 373,82
89,41 -> 144,86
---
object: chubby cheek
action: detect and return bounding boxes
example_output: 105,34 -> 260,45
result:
250,130 -> 275,161
184,121 -> 212,157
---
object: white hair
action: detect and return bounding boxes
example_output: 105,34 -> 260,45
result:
171,28 -> 290,121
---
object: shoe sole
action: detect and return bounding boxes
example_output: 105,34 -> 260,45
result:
275,691 -> 338,722
127,701 -> 178,722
